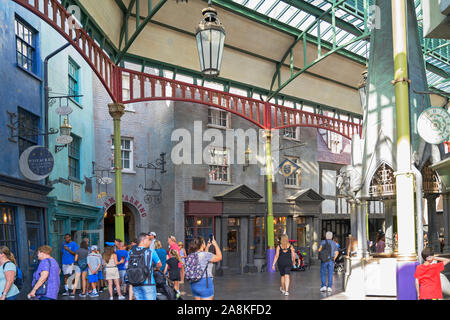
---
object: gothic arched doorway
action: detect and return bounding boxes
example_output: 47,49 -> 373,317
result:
104,203 -> 136,244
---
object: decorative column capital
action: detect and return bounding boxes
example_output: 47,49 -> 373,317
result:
108,103 -> 125,119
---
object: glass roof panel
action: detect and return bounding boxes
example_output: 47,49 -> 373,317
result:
230,0 -> 448,93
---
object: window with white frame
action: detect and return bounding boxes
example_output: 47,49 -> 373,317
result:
282,127 -> 300,140
208,107 -> 229,128
328,131 -> 343,154
284,157 -> 301,187
208,148 -> 230,183
111,137 -> 134,171
15,18 -> 36,73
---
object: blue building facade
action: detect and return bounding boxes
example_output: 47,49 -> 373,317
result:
0,1 -> 51,293
41,20 -> 103,262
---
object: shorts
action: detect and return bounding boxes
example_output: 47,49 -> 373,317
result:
63,264 -> 75,275
119,269 -> 126,283
89,274 -> 99,283
278,264 -> 292,276
190,277 -> 214,299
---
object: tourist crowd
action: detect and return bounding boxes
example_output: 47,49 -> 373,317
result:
0,232 -> 222,300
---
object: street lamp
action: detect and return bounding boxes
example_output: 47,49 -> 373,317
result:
195,1 -> 226,77
55,117 -> 73,153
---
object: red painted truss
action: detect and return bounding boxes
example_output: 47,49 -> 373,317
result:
13,0 -> 362,140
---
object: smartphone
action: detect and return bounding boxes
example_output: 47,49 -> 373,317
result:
209,233 -> 214,242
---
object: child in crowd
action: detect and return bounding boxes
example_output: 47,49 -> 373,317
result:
87,245 -> 102,297
415,247 -> 450,300
165,249 -> 181,296
115,242 -> 128,296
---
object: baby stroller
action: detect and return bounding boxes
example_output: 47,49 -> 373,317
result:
334,248 -> 346,273
154,270 -> 182,301
292,247 -> 310,271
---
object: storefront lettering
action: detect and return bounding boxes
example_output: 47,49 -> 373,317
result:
103,194 -> 147,218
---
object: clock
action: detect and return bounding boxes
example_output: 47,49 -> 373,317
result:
417,107 -> 450,145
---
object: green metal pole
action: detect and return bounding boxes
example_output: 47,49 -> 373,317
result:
392,0 -> 416,260
265,130 -> 274,249
108,103 -> 126,242
392,0 -> 418,300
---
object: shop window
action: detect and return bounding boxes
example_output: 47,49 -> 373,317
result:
52,219 -> 65,262
226,229 -> 238,252
184,216 -> 215,247
0,207 -> 18,261
273,217 -> 287,246
254,217 -> 265,252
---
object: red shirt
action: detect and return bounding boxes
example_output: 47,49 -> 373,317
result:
414,262 -> 444,299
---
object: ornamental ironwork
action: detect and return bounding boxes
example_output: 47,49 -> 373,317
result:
422,162 -> 442,194
137,153 -> 167,206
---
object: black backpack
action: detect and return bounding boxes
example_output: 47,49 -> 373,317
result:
126,248 -> 153,286
318,240 -> 332,263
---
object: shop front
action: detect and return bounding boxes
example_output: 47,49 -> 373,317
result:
0,174 -> 52,296
183,185 -> 324,275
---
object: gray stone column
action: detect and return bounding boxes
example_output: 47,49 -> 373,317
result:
426,195 -> 440,252
349,200 -> 358,241
221,216 -> 228,269
245,215 -> 257,273
286,216 -> 293,238
291,216 -> 298,242
356,202 -> 364,257
443,192 -> 450,253
384,200 -> 394,254
255,216 -> 264,258
361,200 -> 369,258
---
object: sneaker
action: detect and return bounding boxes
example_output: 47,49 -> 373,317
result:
320,286 -> 327,292
176,292 -> 181,299
62,291 -> 70,296
327,287 -> 332,293
98,289 -> 104,293
118,295 -> 126,300
69,292 -> 75,298
109,296 -> 114,300
79,293 -> 87,298
280,287 -> 285,294
89,292 -> 99,298
284,291 -> 289,296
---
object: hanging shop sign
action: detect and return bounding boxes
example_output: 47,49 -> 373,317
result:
19,146 -> 54,181
102,194 -> 147,218
417,107 -> 450,145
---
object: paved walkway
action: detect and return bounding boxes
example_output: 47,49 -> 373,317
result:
58,264 -> 400,300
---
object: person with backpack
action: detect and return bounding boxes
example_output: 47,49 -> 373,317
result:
28,245 -> 61,300
0,246 -> 20,300
271,234 -> 296,296
318,231 -> 339,293
185,236 -> 222,300
126,232 -> 162,300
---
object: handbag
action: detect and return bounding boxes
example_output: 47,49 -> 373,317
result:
34,259 -> 51,296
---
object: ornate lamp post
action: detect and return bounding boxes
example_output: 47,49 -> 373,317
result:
195,1 -> 226,77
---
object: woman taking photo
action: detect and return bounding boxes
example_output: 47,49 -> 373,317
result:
187,236 -> 222,300
28,245 -> 60,300
272,234 -> 296,296
0,246 -> 20,300
103,246 -> 125,300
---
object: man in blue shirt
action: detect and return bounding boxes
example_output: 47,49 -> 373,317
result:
130,233 -> 161,300
318,231 -> 339,293
115,241 -> 128,296
61,234 -> 79,296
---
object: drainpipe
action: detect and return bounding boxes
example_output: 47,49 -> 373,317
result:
411,165 -> 424,263
44,42 -> 71,150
